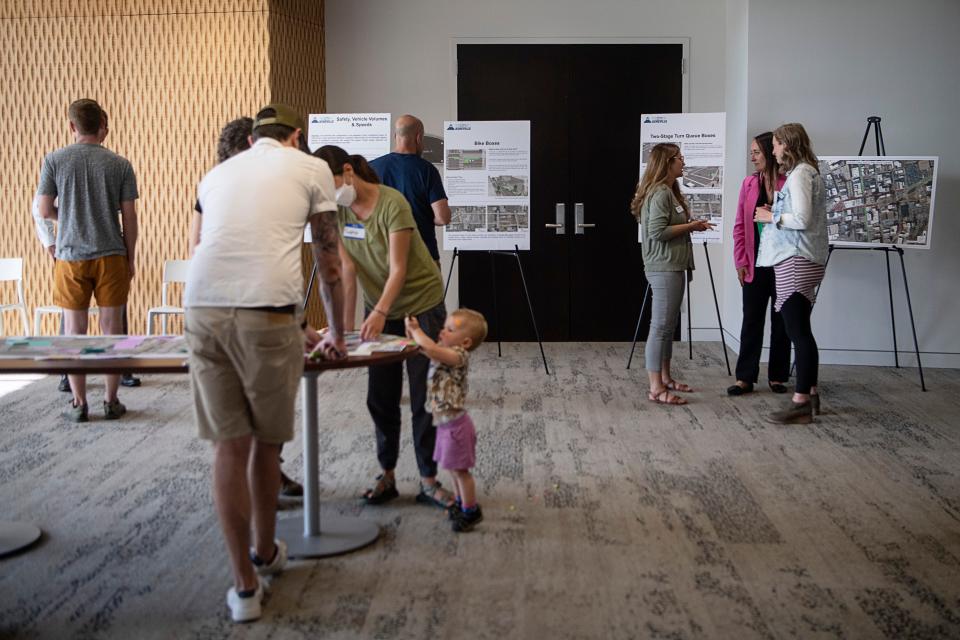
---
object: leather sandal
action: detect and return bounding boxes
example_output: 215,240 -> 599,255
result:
664,380 -> 693,392
362,474 -> 399,505
648,389 -> 687,405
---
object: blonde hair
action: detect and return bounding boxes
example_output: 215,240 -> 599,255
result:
773,123 -> 819,174
451,308 -> 487,351
630,143 -> 688,220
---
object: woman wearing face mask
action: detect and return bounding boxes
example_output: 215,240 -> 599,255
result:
728,132 -> 791,396
755,123 -> 829,424
313,145 -> 454,508
631,142 -> 713,406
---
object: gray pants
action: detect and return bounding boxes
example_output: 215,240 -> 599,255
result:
645,271 -> 685,372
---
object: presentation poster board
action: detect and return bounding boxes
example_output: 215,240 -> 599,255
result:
305,113 -> 391,242
637,112 -> 726,244
817,156 -> 937,249
307,113 -> 391,159
442,120 -> 531,251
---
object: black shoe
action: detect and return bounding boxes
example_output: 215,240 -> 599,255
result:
451,505 -> 483,532
58,375 -> 71,393
120,374 -> 141,388
279,471 -> 303,498
726,382 -> 753,396
447,498 -> 463,521
768,382 -> 789,394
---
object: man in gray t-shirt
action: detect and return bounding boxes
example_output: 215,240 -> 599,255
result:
35,99 -> 139,422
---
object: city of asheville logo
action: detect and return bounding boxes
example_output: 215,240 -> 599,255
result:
311,116 -> 336,124
643,115 -> 668,124
446,123 -> 471,131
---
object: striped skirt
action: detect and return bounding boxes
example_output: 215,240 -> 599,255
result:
774,256 -> 825,311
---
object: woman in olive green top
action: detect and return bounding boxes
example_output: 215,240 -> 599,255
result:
314,145 -> 453,508
631,143 -> 713,405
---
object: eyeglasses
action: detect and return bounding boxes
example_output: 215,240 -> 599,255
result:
671,154 -> 684,162
749,150 -> 762,157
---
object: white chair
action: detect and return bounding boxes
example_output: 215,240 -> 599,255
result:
147,259 -> 190,335
33,305 -> 99,336
0,258 -> 30,336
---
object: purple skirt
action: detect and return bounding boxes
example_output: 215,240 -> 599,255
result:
433,412 -> 477,470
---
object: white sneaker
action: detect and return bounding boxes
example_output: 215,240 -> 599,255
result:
226,579 -> 263,623
250,539 -> 287,576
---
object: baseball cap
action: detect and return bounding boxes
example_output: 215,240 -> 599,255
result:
252,103 -> 305,132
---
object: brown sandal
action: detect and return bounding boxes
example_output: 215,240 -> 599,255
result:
663,380 -> 693,392
648,389 -> 687,405
362,474 -> 399,505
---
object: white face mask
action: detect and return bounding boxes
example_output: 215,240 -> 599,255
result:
335,183 -> 356,207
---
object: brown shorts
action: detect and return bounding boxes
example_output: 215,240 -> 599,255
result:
185,307 -> 304,443
54,255 -> 130,309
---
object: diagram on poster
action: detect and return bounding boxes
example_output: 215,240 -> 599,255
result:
443,121 -> 531,251
637,113 -> 726,244
307,113 -> 391,159
817,156 -> 937,249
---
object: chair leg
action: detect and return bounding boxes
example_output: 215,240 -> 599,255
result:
147,313 -> 153,336
20,308 -> 30,336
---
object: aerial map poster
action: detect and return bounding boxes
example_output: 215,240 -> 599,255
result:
638,112 -> 726,244
442,121 -> 531,251
817,156 -> 938,249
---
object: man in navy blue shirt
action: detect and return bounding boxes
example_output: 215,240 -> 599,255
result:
369,115 -> 450,265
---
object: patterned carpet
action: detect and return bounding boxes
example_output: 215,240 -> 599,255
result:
1,342 -> 959,639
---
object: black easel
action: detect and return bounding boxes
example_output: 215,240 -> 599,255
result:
444,245 -> 550,375
815,116 -> 926,391
626,242 -> 731,374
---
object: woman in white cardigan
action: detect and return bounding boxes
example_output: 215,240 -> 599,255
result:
754,123 -> 829,424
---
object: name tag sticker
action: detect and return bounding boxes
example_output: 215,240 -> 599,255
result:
344,223 -> 366,240
675,205 -> 684,213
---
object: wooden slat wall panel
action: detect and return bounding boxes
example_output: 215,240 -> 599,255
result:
0,0 -> 326,336
268,0 -> 328,328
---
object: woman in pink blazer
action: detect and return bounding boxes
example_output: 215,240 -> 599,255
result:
728,132 -> 791,396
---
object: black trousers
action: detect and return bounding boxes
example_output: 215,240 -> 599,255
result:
367,302 -> 446,478
735,266 -> 791,384
779,292 -> 818,394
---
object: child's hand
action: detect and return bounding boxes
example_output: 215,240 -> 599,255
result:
404,315 -> 420,337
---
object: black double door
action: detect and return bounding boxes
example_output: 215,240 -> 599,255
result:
456,44 -> 682,341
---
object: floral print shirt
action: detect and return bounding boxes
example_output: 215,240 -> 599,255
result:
428,346 -> 469,424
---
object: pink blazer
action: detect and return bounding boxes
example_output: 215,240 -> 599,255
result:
733,173 -> 786,283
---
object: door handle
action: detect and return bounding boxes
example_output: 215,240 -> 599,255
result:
574,203 -> 596,234
546,203 -> 565,234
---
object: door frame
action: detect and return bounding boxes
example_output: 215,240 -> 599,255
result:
446,37 -> 690,311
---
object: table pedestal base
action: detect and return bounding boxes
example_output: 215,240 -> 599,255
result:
0,521 -> 42,557
276,514 -> 379,558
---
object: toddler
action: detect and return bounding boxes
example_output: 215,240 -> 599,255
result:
405,308 -> 487,532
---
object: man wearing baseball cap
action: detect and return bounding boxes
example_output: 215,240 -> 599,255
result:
185,103 -> 346,622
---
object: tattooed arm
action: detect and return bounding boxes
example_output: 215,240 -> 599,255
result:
307,209 -> 346,359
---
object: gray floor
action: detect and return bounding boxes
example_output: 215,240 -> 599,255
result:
1,342 -> 959,639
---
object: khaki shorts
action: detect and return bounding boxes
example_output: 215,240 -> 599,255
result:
185,307 -> 304,443
54,255 -> 130,309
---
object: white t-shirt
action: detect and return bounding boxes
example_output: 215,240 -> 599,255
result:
185,138 -> 337,307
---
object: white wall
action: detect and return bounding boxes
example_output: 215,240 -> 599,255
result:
325,0 -> 728,337
326,0 -> 960,367
738,0 -> 960,367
